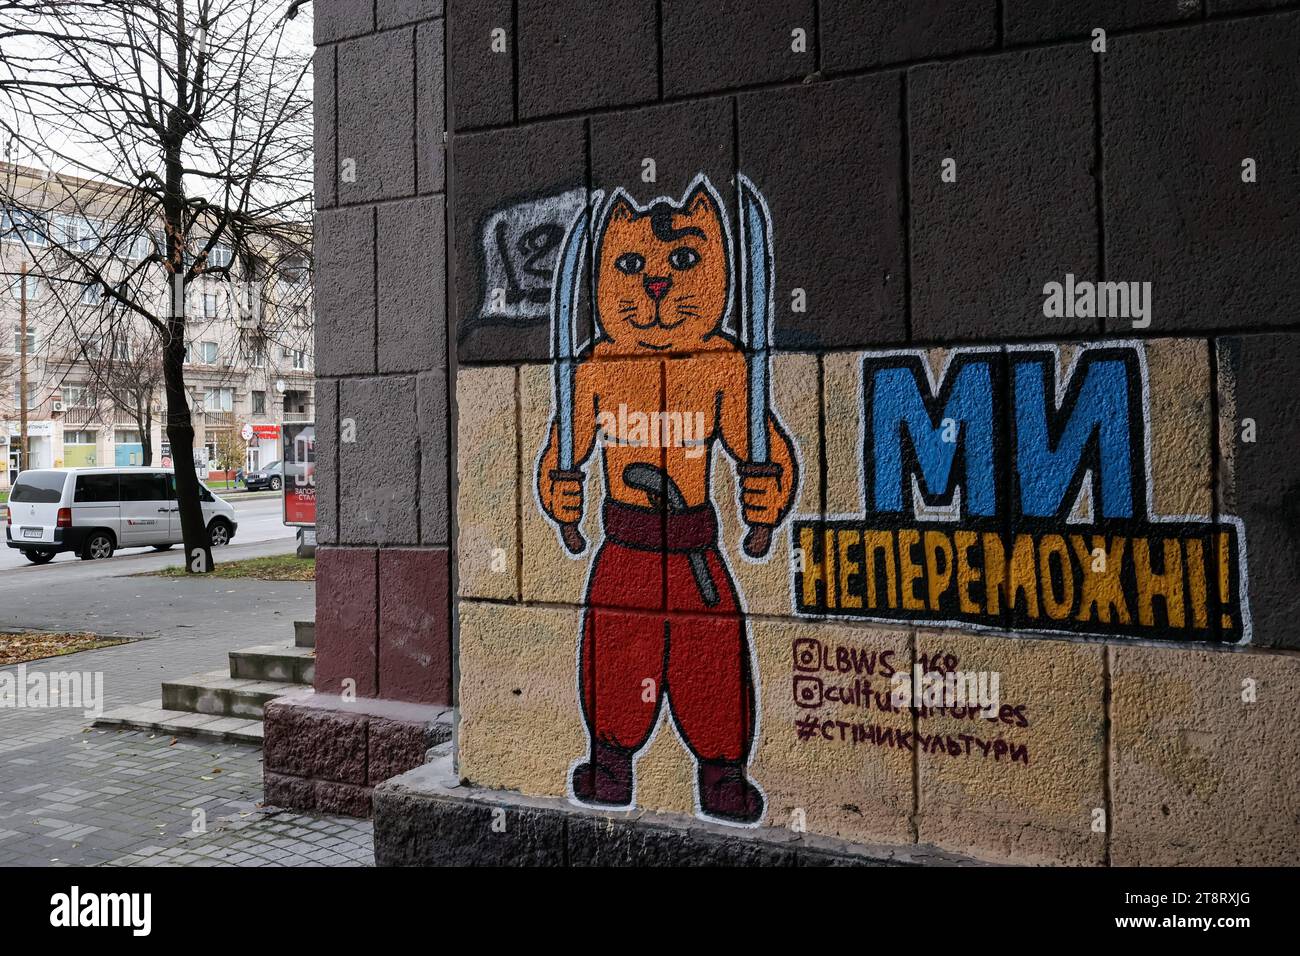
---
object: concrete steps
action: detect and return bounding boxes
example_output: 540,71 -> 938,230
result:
94,619 -> 315,743
162,669 -> 303,719
230,642 -> 315,684
94,699 -> 265,744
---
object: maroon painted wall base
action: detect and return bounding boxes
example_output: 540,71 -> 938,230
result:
263,692 -> 453,818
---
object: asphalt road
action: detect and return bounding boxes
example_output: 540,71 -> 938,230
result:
0,494 -> 297,574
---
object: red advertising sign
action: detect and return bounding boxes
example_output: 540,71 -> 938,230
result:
282,421 -> 316,527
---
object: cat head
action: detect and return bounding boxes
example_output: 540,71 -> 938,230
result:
593,176 -> 731,352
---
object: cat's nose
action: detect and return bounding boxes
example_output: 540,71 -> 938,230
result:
644,276 -> 672,301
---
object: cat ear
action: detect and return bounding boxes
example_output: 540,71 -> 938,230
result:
683,179 -> 720,220
606,190 -> 636,224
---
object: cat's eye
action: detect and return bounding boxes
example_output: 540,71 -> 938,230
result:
668,246 -> 700,271
615,252 -> 645,275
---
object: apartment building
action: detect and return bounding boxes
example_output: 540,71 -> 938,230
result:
1,163 -> 312,487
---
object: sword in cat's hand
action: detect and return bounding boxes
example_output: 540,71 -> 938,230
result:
739,174 -> 777,559
551,198 -> 592,555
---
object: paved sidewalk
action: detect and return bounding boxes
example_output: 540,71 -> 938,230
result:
108,804 -> 373,867
0,726 -> 373,867
0,567 -> 374,867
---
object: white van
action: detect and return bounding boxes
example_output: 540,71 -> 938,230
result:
5,467 -> 239,564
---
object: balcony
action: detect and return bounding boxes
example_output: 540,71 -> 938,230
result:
60,405 -> 101,424
282,410 -> 312,422
203,410 -> 235,427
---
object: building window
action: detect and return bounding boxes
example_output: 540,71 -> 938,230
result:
198,340 -> 218,364
203,292 -> 218,317
64,429 -> 96,445
62,385 -> 94,407
12,380 -> 39,408
9,275 -> 42,301
207,244 -> 233,269
252,390 -> 266,415
284,389 -> 310,414
115,429 -> 142,444
81,282 -> 104,306
12,329 -> 37,354
1,208 -> 48,246
61,216 -> 102,252
204,387 -> 233,413
277,256 -> 309,293
282,346 -> 306,370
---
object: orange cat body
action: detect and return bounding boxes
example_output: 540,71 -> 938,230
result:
536,178 -> 796,824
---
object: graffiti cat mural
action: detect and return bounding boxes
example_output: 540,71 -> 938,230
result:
535,175 -> 798,825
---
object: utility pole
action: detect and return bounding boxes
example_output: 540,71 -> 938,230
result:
18,261 -> 29,474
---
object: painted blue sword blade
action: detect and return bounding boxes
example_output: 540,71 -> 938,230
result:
553,206 -> 590,470
740,177 -> 772,464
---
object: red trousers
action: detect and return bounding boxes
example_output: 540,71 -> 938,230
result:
579,500 -> 756,763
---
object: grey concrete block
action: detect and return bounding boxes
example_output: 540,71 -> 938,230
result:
375,792 -> 567,866
373,758 -> 979,866
339,376 -> 421,545
591,96 -> 733,215
738,74 -> 906,349
314,45 -> 336,209
448,0 -> 514,130
1103,13 -> 1300,332
378,0 -> 444,29
417,369 -> 449,545
314,205 -> 375,376
820,0 -> 997,72
909,45 -> 1098,340
417,19 -> 446,193
517,0 -> 657,119
566,816 -> 796,867
1207,0 -> 1292,9
315,378 -> 339,545
662,0 -> 815,97
451,118 -> 587,363
1003,0 -> 1194,43
338,29 -> 417,204
314,0 -> 375,44
378,195 -> 446,373
1218,334 -> 1300,650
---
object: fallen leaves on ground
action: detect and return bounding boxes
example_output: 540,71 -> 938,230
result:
148,555 -> 315,582
0,631 -> 131,666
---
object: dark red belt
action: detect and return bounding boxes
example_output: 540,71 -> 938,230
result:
603,499 -> 718,553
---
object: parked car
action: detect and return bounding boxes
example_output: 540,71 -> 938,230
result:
243,459 -> 282,491
5,467 -> 239,564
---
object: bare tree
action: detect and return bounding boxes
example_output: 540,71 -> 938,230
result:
0,0 -> 311,571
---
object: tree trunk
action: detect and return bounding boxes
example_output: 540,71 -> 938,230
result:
141,401 -> 154,467
163,321 -> 212,573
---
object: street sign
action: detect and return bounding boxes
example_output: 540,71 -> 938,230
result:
282,421 -> 316,527
240,423 -> 254,441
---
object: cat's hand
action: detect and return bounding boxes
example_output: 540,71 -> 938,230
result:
542,468 -> 585,526
738,461 -> 786,528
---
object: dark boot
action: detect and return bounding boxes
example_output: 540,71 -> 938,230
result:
698,760 -> 764,824
571,741 -> 634,807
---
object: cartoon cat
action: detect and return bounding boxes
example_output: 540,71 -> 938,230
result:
536,176 -> 798,825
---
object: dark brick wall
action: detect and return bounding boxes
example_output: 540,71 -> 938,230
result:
310,0 -> 1300,722
313,0 -> 452,706
435,0 -> 1300,656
